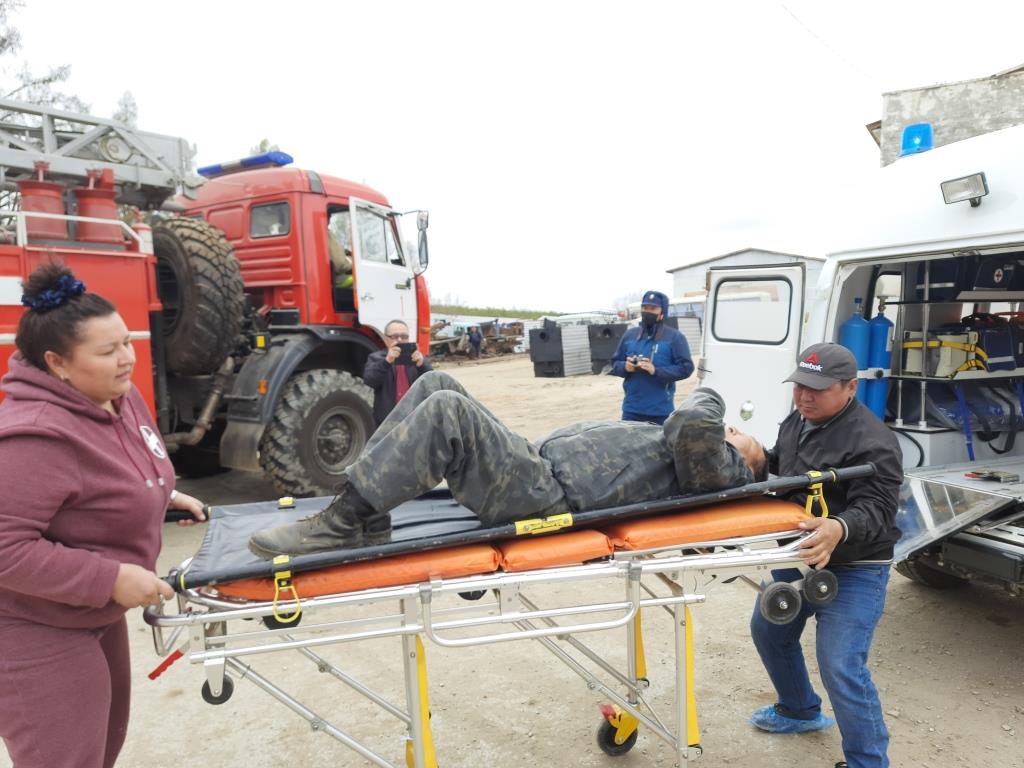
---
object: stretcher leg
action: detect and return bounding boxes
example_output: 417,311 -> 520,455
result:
599,611 -> 647,748
674,604 -> 701,766
402,598 -> 438,768
222,657 -> 396,768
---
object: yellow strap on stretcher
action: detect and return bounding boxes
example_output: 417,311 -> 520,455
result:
270,555 -> 302,624
804,470 -> 832,518
901,338 -> 989,375
515,512 -> 573,535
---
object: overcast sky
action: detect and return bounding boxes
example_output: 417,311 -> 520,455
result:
11,1 -> 1024,312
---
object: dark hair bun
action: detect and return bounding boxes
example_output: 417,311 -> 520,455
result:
20,263 -> 87,314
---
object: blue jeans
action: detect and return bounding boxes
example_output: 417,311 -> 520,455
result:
750,565 -> 891,768
621,410 -> 667,425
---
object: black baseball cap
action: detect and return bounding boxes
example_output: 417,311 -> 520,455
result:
783,343 -> 858,390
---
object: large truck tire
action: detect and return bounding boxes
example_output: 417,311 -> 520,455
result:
895,557 -> 969,589
259,369 -> 375,497
154,217 -> 244,375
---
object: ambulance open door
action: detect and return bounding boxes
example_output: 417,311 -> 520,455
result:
700,264 -> 805,445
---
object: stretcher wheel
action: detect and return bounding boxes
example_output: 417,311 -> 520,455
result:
802,569 -> 838,607
596,720 -> 638,756
758,581 -> 802,625
262,612 -> 302,630
201,676 -> 234,705
458,590 -> 487,601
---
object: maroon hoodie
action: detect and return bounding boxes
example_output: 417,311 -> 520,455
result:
0,353 -> 175,629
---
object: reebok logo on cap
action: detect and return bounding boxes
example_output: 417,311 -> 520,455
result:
799,352 -> 823,372
783,343 -> 858,390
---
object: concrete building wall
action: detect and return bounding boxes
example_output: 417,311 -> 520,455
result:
880,69 -> 1024,166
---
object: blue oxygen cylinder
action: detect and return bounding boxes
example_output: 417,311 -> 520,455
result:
839,297 -> 870,401
865,308 -> 895,420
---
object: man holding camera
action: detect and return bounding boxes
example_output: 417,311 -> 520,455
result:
610,290 -> 694,425
363,319 -> 432,428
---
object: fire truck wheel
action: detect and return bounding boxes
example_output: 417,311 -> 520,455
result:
153,217 -> 244,375
895,557 -> 969,589
259,369 -> 375,497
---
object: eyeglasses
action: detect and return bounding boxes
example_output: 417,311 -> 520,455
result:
386,333 -> 410,341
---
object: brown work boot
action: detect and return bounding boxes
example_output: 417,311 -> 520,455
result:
248,484 -> 385,559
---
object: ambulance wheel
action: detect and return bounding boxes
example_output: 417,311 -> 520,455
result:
201,676 -> 234,705
802,569 -> 839,607
758,581 -> 802,625
596,720 -> 638,756
262,612 -> 302,630
895,557 -> 969,589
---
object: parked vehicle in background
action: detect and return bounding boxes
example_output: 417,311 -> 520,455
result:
0,98 -> 430,496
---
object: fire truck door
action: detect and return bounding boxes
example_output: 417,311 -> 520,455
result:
700,263 -> 805,445
350,200 -> 416,335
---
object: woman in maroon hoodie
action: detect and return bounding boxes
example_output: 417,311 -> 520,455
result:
0,264 -> 205,768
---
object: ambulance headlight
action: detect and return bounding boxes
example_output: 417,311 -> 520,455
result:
941,172 -> 989,207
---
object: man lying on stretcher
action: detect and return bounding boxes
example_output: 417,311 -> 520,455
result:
249,371 -> 766,558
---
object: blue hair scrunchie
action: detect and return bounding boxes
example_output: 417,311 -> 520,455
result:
21,274 -> 87,313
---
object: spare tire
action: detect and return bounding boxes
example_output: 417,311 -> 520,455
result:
154,218 -> 244,375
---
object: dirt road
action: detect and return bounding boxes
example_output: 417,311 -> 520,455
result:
4,356 -> 1021,767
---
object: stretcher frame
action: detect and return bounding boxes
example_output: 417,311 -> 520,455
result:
146,527 -> 819,768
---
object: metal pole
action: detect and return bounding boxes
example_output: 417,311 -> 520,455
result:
919,260 -> 931,428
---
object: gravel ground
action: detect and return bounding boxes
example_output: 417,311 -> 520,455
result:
4,355 -> 1022,768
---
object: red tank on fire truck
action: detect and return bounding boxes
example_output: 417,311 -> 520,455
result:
0,97 -> 430,496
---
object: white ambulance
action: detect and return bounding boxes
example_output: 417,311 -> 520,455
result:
700,124 -> 1024,593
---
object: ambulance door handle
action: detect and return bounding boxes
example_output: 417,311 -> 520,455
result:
360,292 -> 374,301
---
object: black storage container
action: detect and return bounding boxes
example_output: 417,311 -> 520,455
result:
913,255 -> 978,300
529,327 -> 563,364
533,361 -> 564,378
974,256 -> 1024,291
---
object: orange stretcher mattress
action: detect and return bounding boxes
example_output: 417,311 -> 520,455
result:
212,499 -> 808,601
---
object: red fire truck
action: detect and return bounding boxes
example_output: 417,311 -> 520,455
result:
0,98 -> 430,496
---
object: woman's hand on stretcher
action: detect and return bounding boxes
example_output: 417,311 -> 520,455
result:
113,563 -> 174,609
168,490 -> 207,526
796,517 -> 844,569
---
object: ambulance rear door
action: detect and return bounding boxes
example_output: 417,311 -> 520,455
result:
699,263 -> 806,445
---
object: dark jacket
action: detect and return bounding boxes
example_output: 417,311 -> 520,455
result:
609,322 -> 694,418
766,398 -> 903,564
537,387 -> 752,511
363,349 -> 433,426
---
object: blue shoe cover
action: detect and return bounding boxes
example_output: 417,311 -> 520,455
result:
750,704 -> 834,733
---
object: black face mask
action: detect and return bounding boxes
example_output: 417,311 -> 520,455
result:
641,311 -> 660,330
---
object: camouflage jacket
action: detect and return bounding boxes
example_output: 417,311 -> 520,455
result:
535,387 -> 752,512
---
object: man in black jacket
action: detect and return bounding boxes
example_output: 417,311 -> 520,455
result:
749,343 -> 902,768
363,319 -> 432,427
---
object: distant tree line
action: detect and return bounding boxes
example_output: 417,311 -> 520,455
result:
431,303 -> 559,320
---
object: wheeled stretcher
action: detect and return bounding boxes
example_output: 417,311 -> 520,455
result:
146,465 -> 872,767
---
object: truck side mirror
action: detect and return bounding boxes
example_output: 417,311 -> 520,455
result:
417,230 -> 429,271
417,210 -> 429,231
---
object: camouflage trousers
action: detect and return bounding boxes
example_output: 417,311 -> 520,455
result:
348,371 -> 570,526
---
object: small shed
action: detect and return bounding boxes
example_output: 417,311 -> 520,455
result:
666,248 -> 824,300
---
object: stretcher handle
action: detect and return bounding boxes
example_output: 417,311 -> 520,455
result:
164,505 -> 213,523
770,463 -> 875,493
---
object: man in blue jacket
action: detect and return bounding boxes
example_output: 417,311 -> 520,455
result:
609,290 -> 694,424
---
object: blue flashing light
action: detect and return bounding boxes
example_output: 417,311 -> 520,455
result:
899,123 -> 934,156
197,151 -> 295,178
